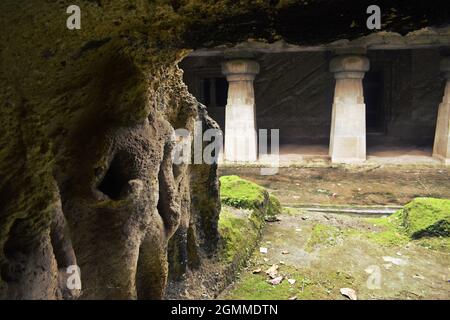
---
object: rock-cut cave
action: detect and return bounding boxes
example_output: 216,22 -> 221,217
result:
0,0 -> 449,301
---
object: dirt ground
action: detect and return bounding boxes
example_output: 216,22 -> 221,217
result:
220,209 -> 450,300
220,165 -> 450,206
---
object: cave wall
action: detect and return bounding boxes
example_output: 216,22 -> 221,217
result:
255,52 -> 334,145
0,0 -> 449,299
0,1 -> 221,299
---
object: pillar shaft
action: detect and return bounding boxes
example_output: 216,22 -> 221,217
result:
329,55 -> 370,163
433,58 -> 450,164
222,59 -> 259,162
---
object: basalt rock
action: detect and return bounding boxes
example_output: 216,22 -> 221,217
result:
0,1 -> 449,299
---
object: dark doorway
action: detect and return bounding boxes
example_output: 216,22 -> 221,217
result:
364,70 -> 384,133
215,77 -> 228,107
200,77 -> 228,108
199,77 -> 228,131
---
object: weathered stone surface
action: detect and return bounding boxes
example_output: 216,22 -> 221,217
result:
433,57 -> 450,164
222,59 -> 259,162
0,0 -> 449,300
329,54 -> 369,163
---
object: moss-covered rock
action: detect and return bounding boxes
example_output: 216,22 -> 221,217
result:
217,176 -> 281,287
220,175 -> 266,209
350,198 -> 450,248
219,175 -> 281,216
267,194 -> 282,218
218,207 -> 265,265
393,198 -> 450,239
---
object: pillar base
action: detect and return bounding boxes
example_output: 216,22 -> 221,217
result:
329,100 -> 367,164
432,153 -> 450,165
330,138 -> 366,164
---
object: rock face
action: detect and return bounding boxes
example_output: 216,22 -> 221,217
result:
0,1 -> 449,299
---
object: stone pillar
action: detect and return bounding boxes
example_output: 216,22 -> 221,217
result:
433,58 -> 450,164
222,59 -> 259,162
329,54 -> 370,163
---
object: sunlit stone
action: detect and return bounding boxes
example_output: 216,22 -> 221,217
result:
222,59 -> 260,162
329,54 -> 370,164
432,57 -> 450,164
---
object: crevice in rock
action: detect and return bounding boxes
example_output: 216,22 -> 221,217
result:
98,153 -> 130,200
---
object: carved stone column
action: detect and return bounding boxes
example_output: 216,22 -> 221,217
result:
222,59 -> 259,162
433,57 -> 450,164
329,54 -> 370,163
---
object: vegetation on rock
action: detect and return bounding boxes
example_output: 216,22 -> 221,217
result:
220,175 -> 281,216
349,198 -> 450,248
218,176 -> 281,281
394,198 -> 450,238
218,207 -> 265,265
220,175 -> 266,209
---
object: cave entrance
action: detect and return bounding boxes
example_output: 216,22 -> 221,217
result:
179,57 -> 228,133
180,50 -> 333,164
180,47 -> 443,165
198,76 -> 228,132
364,69 -> 385,134
365,49 -> 441,164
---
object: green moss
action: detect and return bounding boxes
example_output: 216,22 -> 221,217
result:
218,207 -> 265,265
346,198 -> 450,248
224,264 -> 354,300
305,224 -> 341,252
365,228 -> 410,247
267,194 -> 282,217
220,175 -> 266,209
392,198 -> 450,239
359,216 -> 410,247
415,236 -> 450,251
218,176 -> 282,286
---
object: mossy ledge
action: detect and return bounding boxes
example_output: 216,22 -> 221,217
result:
395,198 -> 450,239
356,198 -> 450,249
220,175 -> 281,215
218,176 -> 281,287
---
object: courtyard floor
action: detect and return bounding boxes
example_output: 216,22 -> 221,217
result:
218,165 -> 450,300
220,165 -> 450,206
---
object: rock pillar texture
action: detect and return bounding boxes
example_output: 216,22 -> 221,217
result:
222,60 -> 260,162
433,58 -> 450,164
329,55 -> 370,163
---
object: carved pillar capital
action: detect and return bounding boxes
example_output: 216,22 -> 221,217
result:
330,55 -> 370,79
222,59 -> 260,82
